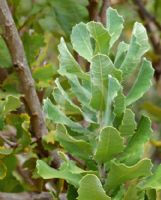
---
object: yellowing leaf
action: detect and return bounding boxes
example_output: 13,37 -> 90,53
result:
0,146 -> 13,155
3,96 -> 21,116
0,161 -> 7,180
43,131 -> 55,144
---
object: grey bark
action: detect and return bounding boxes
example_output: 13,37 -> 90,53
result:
0,192 -> 53,200
0,192 -> 67,200
0,0 -> 47,138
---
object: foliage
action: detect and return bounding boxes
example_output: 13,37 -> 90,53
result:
35,7 -> 161,200
1,0 -> 161,199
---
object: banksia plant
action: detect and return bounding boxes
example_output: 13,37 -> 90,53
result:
36,8 -> 161,200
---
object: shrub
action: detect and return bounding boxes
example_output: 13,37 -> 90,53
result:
37,7 -> 161,200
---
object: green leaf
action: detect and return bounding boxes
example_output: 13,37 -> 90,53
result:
0,146 -> 13,155
139,165 -> 161,191
103,75 -> 121,125
33,64 -> 57,82
22,33 -> 44,64
0,155 -> 23,192
78,174 -> 111,200
91,54 -> 121,85
120,23 -> 150,78
58,37 -> 88,80
43,98 -> 83,130
67,184 -> 78,200
114,42 -> 129,68
53,87 -> 83,121
106,7 -> 124,48
112,186 -> 125,200
106,159 -> 152,190
90,54 -> 121,110
81,105 -> 98,123
124,185 -> 145,200
145,189 -> 156,200
113,91 -> 125,117
6,113 -> 31,144
118,109 -> 136,137
0,161 -> 7,180
67,75 -> 91,105
94,126 -> 124,163
1,73 -> 19,93
3,96 -> 21,116
56,125 -> 92,159
52,0 -> 88,35
87,21 -> 110,54
14,114 -> 31,152
37,160 -> 84,187
121,116 -> 152,165
36,0 -> 47,6
39,14 -> 63,33
71,22 -> 93,61
126,58 -> 154,106
54,80 -> 96,123
0,116 -> 4,130
0,36 -> 12,68
55,78 -> 82,115
43,131 -> 55,146
17,0 -> 32,14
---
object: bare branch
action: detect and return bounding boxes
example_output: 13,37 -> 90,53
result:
0,192 -> 67,200
0,0 -> 47,138
87,0 -> 99,21
133,0 -> 161,31
0,68 -> 8,83
133,0 -> 161,80
100,0 -> 110,25
133,0 -> 161,54
0,192 -> 53,200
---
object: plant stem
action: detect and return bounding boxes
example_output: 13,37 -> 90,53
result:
87,0 -> 99,21
98,163 -> 106,184
100,0 -> 110,25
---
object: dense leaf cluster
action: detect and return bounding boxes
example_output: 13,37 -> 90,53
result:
0,1 -> 161,199
36,8 -> 160,200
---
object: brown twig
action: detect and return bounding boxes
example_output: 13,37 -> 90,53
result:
133,0 -> 161,31
0,192 -> 53,200
133,0 -> 161,80
0,68 -> 8,84
100,0 -> 110,25
0,134 -> 17,147
0,0 -> 47,138
133,0 -> 161,53
17,165 -> 36,186
87,0 -> 99,21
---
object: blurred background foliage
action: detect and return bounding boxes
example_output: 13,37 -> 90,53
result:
0,0 -> 161,196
